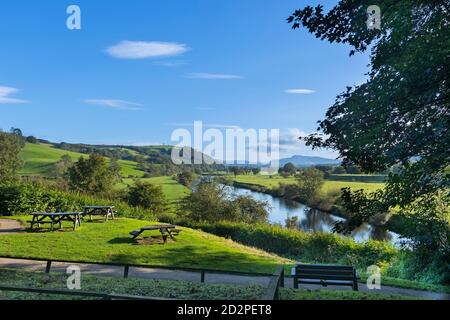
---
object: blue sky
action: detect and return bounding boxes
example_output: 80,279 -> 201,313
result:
0,0 -> 370,159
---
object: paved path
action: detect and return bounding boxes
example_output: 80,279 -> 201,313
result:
0,258 -> 448,300
0,219 -> 24,235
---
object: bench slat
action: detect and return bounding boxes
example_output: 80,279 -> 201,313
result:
297,264 -> 354,271
297,273 -> 355,281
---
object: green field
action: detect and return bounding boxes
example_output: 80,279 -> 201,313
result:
0,217 -> 289,274
20,143 -> 144,178
119,176 -> 189,203
230,174 -> 385,194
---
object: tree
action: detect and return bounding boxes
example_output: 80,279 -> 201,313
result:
178,181 -> 228,222
332,166 -> 346,174
25,136 -> 39,144
296,168 -> 325,202
0,131 -> 24,182
49,155 -> 73,179
177,170 -> 195,187
126,181 -> 167,214
232,195 -> 270,224
345,165 -> 362,175
67,154 -> 118,194
288,1 -> 449,228
278,162 -> 297,176
178,180 -> 269,223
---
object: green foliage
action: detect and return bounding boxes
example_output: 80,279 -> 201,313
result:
67,154 -> 119,194
126,181 -> 168,214
177,220 -> 396,270
176,170 -> 195,187
0,131 -> 24,182
278,162 -> 297,176
0,180 -> 157,220
178,180 -> 269,223
296,168 -> 325,201
288,2 -> 450,281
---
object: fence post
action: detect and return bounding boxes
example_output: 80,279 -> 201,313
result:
201,271 -> 206,283
124,266 -> 129,278
262,265 -> 284,300
45,261 -> 52,273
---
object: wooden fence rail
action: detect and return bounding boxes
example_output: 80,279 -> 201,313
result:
0,255 -> 285,300
262,266 -> 285,300
0,285 -> 173,300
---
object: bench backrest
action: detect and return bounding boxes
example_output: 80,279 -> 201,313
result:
295,264 -> 356,281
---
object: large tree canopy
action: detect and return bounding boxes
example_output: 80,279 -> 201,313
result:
288,1 -> 449,230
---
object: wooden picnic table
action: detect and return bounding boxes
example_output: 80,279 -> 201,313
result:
29,212 -> 83,231
83,206 -> 115,221
130,224 -> 182,243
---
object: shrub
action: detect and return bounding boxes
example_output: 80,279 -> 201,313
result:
176,220 -> 396,270
0,181 -> 157,220
125,181 -> 168,215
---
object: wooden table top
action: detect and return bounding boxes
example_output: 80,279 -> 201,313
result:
31,212 -> 83,216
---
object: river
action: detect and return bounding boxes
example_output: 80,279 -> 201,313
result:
224,184 -> 402,246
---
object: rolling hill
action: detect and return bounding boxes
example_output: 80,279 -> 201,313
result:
20,143 -> 145,178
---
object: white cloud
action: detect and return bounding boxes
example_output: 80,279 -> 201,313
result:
84,99 -> 143,110
106,41 -> 189,59
184,73 -> 243,80
0,86 -> 29,104
285,88 -> 316,94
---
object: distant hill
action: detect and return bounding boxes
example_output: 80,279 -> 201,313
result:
20,140 -> 224,178
279,155 -> 341,167
20,143 -> 145,177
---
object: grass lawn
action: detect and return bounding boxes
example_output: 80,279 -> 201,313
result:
230,174 -> 385,194
0,269 -> 265,300
20,143 -> 144,178
0,217 -> 289,274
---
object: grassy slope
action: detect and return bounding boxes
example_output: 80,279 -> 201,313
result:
20,143 -> 144,178
230,174 -> 385,194
119,176 -> 189,203
0,217 -> 289,274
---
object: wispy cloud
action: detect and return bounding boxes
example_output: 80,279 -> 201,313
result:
106,41 -> 189,59
0,86 -> 29,104
285,88 -> 316,94
184,73 -> 243,80
84,99 -> 144,110
153,60 -> 188,68
167,122 -> 241,129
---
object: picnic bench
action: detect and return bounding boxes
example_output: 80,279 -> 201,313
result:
83,206 -> 115,221
29,212 -> 83,231
292,263 -> 360,291
130,225 -> 182,243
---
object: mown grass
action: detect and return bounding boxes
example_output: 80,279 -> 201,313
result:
0,217 -> 289,274
0,269 -> 265,300
20,143 -> 144,178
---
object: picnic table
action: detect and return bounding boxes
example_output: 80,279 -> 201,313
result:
29,212 -> 83,231
83,206 -> 115,221
130,224 -> 182,243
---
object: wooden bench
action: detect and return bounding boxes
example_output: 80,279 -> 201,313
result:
292,264 -> 360,291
